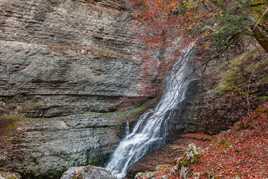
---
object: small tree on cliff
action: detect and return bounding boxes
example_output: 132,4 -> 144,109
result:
210,0 -> 268,52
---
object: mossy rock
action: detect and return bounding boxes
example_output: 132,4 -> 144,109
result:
216,49 -> 268,101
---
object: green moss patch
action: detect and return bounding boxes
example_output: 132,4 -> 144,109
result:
216,49 -> 268,101
0,114 -> 27,136
114,103 -> 149,122
0,114 -> 26,122
85,101 -> 152,123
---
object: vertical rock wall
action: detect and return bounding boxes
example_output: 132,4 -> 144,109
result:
0,0 -> 159,178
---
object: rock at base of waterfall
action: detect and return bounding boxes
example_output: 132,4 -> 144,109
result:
135,171 -> 156,179
0,171 -> 21,179
135,171 -> 169,179
61,166 -> 116,179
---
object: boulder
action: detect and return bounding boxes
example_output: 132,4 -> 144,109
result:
0,171 -> 21,179
61,166 -> 115,179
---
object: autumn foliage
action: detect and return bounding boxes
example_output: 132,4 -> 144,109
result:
144,102 -> 268,178
128,0 -> 213,96
188,102 -> 268,178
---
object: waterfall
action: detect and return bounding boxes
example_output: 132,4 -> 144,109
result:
106,43 -> 196,178
125,120 -> 130,136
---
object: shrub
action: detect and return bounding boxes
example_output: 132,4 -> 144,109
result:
213,12 -> 250,51
177,144 -> 201,168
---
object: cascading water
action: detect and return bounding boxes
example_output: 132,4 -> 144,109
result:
106,43 -> 196,178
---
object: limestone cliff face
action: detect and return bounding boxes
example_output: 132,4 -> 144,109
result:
0,0 -> 158,177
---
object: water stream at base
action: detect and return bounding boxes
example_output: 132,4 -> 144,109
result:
106,44 -> 196,178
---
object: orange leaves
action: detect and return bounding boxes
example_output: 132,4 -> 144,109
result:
129,0 -> 184,24
127,0 -> 216,96
141,0 -> 180,17
188,102 -> 268,178
148,102 -> 268,178
144,36 -> 163,48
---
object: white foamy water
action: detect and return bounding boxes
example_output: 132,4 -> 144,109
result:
106,44 -> 195,178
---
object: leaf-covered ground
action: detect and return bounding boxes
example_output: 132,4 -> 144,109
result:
134,102 -> 268,178
189,102 -> 268,178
